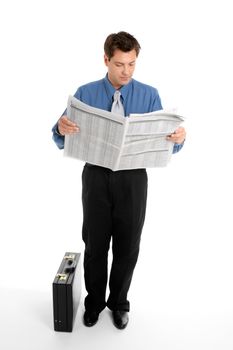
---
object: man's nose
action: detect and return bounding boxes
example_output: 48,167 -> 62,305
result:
122,65 -> 130,75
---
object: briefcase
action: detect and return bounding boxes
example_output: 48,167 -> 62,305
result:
52,252 -> 81,332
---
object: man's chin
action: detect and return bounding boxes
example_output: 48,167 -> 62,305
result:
120,78 -> 131,85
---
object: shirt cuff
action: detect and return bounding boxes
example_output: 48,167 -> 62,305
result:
55,124 -> 62,135
172,140 -> 185,154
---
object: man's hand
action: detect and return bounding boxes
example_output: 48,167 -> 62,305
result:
58,115 -> 80,136
166,126 -> 186,144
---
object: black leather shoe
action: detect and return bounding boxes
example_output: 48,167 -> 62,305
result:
112,310 -> 129,329
83,310 -> 99,327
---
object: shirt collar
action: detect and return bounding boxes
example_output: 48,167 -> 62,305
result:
103,74 -> 133,102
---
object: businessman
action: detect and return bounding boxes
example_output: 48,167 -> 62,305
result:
52,31 -> 186,330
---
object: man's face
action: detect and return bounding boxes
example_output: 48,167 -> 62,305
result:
104,49 -> 137,89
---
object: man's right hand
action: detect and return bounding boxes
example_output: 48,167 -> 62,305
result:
58,115 -> 80,136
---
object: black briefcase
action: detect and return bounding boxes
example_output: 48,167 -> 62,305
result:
52,252 -> 81,332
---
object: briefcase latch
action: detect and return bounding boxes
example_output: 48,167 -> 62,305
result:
56,273 -> 68,281
64,254 -> 76,261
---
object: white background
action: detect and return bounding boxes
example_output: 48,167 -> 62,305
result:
0,0 -> 233,349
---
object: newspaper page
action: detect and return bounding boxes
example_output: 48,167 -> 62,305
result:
64,96 -> 184,170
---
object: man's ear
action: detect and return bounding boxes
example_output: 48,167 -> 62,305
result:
104,54 -> 109,66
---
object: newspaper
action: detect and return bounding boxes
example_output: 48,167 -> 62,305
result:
64,96 -> 184,171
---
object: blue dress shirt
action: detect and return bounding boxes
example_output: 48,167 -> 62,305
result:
52,75 -> 183,153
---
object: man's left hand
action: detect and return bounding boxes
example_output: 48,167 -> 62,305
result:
166,126 -> 186,144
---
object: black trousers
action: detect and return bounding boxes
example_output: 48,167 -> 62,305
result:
82,164 -> 148,313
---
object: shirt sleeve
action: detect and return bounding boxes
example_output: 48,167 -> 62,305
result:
172,141 -> 185,154
51,123 -> 65,149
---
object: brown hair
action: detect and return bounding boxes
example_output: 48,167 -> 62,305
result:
104,31 -> 141,60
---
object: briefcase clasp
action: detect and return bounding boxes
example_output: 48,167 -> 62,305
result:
64,254 -> 76,261
56,273 -> 68,281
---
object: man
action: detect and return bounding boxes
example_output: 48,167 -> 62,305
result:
52,31 -> 186,330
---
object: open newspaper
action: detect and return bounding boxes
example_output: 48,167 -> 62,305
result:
64,96 -> 185,171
